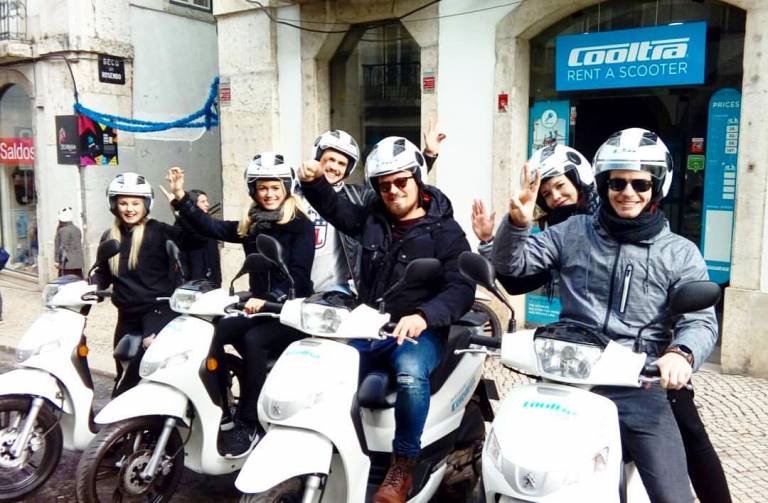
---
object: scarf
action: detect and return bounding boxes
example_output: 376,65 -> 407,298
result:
598,204 -> 666,243
248,207 -> 282,234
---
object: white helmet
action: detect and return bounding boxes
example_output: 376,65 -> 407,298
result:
526,144 -> 594,210
245,152 -> 296,197
365,136 -> 425,191
593,128 -> 673,200
107,172 -> 153,215
313,129 -> 360,178
57,206 -> 73,222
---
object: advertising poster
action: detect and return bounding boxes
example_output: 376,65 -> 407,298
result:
529,100 -> 570,155
56,115 -> 80,165
700,88 -> 741,284
0,137 -> 34,165
78,114 -> 118,166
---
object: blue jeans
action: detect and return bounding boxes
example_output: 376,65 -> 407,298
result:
352,330 -> 444,458
592,384 -> 694,503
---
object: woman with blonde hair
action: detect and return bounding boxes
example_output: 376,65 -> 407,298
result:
166,152 -> 315,455
94,172 -> 186,396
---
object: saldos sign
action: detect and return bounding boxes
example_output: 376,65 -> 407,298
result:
556,22 -> 706,91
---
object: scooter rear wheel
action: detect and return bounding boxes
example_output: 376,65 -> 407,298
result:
0,396 -> 63,502
76,416 -> 184,503
471,301 -> 503,339
239,477 -> 303,503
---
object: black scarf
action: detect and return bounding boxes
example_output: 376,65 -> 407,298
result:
598,204 -> 666,243
248,206 -> 282,234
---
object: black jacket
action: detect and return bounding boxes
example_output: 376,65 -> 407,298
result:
174,216 -> 222,287
301,177 -> 474,327
173,193 -> 314,300
94,220 -> 185,316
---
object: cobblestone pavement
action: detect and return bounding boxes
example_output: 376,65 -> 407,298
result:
1,280 -> 767,502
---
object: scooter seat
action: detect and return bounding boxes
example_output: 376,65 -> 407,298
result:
114,333 -> 143,362
455,310 -> 488,327
356,326 -> 473,410
357,371 -> 395,409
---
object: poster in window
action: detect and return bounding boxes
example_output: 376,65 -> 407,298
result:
78,114 -> 118,166
56,115 -> 80,165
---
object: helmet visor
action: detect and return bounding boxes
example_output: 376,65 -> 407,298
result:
595,161 -> 668,179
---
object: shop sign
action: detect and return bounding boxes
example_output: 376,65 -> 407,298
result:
529,100 -> 570,155
686,155 -> 705,173
56,115 -> 80,165
555,22 -> 707,91
78,114 -> 118,166
0,137 -> 34,164
423,70 -> 436,94
219,76 -> 231,107
98,55 -> 125,85
700,88 -> 740,284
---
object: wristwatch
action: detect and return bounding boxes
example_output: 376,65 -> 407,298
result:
664,345 -> 694,366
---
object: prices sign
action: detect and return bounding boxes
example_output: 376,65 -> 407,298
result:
0,137 -> 34,164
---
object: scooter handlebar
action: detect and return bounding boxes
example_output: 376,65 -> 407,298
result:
641,364 -> 661,377
469,335 -> 502,349
81,290 -> 112,302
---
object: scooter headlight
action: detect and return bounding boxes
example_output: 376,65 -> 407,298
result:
262,391 -> 324,421
534,337 -> 602,382
170,289 -> 202,314
16,337 -> 64,363
300,303 -> 349,335
41,284 -> 61,308
486,428 -> 504,472
139,350 -> 190,377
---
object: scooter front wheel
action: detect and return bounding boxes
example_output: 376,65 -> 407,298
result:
240,477 -> 303,503
76,416 -> 184,503
0,396 -> 63,502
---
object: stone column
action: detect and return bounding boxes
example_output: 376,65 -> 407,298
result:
215,6 -> 280,285
722,4 -> 768,377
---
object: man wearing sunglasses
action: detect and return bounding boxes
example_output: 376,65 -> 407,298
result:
493,128 -> 718,503
299,136 -> 474,503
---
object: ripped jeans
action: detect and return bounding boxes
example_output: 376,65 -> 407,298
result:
351,330 -> 444,458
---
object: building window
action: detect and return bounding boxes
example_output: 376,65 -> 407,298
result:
170,0 -> 212,12
0,84 -> 36,275
330,21 -> 421,185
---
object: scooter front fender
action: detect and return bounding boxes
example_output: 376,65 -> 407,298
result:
95,381 -> 190,426
236,426 -> 332,494
0,368 -> 69,413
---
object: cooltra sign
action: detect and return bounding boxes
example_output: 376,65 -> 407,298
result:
556,22 -> 707,91
0,137 -> 34,164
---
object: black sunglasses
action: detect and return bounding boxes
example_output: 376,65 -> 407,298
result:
378,176 -> 414,193
607,178 -> 653,193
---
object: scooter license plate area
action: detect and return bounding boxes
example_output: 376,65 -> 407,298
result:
260,339 -> 359,421
495,384 -> 618,467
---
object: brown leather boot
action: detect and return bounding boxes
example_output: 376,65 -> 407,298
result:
373,455 -> 417,503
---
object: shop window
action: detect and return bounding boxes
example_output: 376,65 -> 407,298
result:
0,84 -> 36,274
523,1 -> 745,352
170,0 -> 212,12
330,21 -> 421,184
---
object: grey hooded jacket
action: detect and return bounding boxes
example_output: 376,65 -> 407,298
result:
492,214 -> 717,369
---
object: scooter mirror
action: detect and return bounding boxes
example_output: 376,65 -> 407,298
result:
668,280 -> 721,316
458,252 -> 516,329
379,258 -> 442,308
243,253 -> 276,274
254,235 -> 296,298
96,239 -> 120,265
256,234 -> 284,265
165,240 -> 186,281
459,252 -> 495,292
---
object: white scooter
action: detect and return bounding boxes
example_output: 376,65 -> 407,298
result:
74,253 -> 265,502
0,240 -> 122,501
235,235 -> 500,503
457,252 -> 721,503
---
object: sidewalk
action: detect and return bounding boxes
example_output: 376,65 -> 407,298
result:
2,281 -> 767,502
